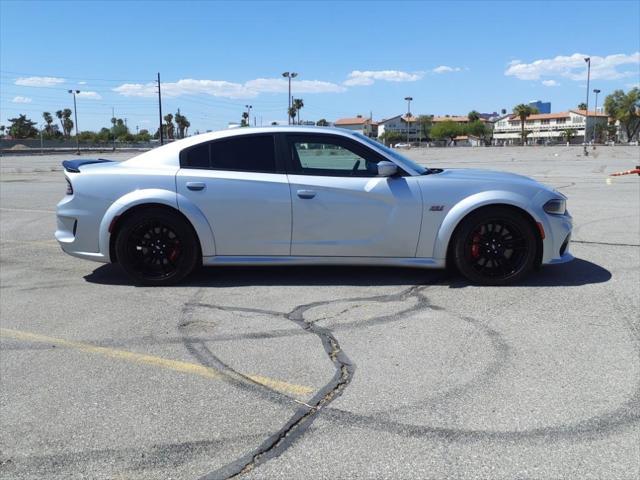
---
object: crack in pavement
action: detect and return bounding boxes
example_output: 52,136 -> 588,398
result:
179,278 -> 446,479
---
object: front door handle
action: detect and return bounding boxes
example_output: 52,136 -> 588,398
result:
186,182 -> 206,191
297,189 -> 316,199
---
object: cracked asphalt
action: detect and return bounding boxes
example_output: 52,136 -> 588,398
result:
1,146 -> 639,479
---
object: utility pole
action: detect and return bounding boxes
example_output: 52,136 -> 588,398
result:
68,89 -> 80,155
583,57 -> 591,156
282,72 -> 298,124
157,72 -> 164,145
111,107 -> 116,151
404,96 -> 413,144
593,88 -> 601,146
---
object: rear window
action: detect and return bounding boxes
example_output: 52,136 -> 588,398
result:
180,134 -> 276,173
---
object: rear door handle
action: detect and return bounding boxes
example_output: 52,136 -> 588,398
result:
186,182 -> 206,191
297,189 -> 316,199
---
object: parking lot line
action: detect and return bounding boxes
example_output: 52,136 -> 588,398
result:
0,328 -> 314,397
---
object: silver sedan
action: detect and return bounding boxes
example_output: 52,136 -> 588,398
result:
56,127 -> 573,285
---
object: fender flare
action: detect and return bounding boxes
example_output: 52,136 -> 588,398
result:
432,190 -> 546,260
98,189 -> 216,261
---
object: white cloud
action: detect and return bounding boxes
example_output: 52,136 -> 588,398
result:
542,79 -> 560,87
12,96 -> 32,103
343,70 -> 423,86
505,52 -> 640,81
432,65 -> 462,74
78,81 -> 87,85
76,91 -> 102,99
114,77 -> 345,99
14,76 -> 65,87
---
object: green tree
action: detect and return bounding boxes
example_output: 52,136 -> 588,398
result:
7,114 -> 39,139
562,128 -> 578,143
163,113 -> 175,139
0,125 -> 5,138
577,102 -> 587,111
430,120 -> 463,145
417,115 -> 432,141
379,130 -> 405,146
241,111 -> 249,127
136,129 -> 152,142
465,120 -> 491,145
292,98 -> 304,124
604,88 -> 640,142
42,112 -> 55,137
316,118 -> 329,126
111,118 -> 129,139
467,110 -> 481,122
175,111 -> 190,138
512,104 -> 539,145
55,108 -> 73,138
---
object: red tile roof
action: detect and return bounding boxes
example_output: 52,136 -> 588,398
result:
335,116 -> 370,125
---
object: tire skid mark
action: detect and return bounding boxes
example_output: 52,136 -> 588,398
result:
183,278 -> 447,479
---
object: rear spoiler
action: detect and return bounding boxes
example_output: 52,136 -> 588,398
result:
62,159 -> 114,173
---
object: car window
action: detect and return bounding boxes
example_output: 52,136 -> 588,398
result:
180,134 -> 277,173
288,136 -> 381,177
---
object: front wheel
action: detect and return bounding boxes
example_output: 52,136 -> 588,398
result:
115,207 -> 199,286
452,207 -> 537,285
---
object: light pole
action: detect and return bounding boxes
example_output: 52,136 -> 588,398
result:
68,89 -> 80,155
404,96 -> 413,144
245,104 -> 253,126
583,57 -> 591,155
282,72 -> 298,125
593,88 -> 601,145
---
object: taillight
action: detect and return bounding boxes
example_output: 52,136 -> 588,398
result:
65,178 -> 73,195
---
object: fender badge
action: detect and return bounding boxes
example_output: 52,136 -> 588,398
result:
429,205 -> 445,211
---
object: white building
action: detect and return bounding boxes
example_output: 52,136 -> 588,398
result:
334,115 -> 376,137
493,110 -> 609,145
376,114 -> 425,143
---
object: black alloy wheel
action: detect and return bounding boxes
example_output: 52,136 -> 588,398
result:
115,207 -> 199,285
453,207 -> 537,285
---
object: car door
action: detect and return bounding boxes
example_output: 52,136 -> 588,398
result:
176,133 -> 291,256
285,133 -> 423,257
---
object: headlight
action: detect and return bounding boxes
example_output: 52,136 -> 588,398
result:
543,198 -> 566,215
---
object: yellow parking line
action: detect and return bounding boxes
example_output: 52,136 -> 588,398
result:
0,328 -> 313,397
0,207 -> 55,214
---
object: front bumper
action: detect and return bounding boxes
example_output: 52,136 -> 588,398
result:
541,211 -> 573,265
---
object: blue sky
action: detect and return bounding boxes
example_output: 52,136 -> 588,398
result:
1,0 -> 638,133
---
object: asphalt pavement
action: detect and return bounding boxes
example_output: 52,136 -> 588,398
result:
1,145 -> 638,479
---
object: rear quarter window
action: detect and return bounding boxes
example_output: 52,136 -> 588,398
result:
179,134 -> 277,173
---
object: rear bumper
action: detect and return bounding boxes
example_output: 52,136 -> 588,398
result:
55,195 -> 110,263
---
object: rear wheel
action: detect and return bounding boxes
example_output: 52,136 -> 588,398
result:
453,207 -> 537,285
115,207 -> 199,285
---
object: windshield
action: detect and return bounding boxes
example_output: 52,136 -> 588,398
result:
353,133 -> 429,175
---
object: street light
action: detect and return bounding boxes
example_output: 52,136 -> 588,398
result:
593,89 -> 601,145
282,72 -> 298,125
583,57 -> 591,155
404,96 -> 413,144
245,104 -> 253,126
68,89 -> 80,155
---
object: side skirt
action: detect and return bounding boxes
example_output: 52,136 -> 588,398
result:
202,255 -> 445,269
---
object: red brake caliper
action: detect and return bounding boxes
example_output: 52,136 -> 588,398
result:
168,242 -> 180,262
471,233 -> 481,259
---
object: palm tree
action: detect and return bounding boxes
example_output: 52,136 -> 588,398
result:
293,98 -> 304,124
42,112 -> 54,136
55,110 -> 64,134
467,110 -> 480,122
164,113 -> 174,139
288,106 -> 297,124
241,111 -> 249,127
512,104 -> 539,145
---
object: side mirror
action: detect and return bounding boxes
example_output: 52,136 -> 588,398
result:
377,161 -> 398,177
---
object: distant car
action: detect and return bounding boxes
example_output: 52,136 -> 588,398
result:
394,142 -> 411,148
56,127 -> 573,285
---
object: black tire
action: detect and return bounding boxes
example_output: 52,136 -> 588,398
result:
452,207 -> 537,286
115,207 -> 200,286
